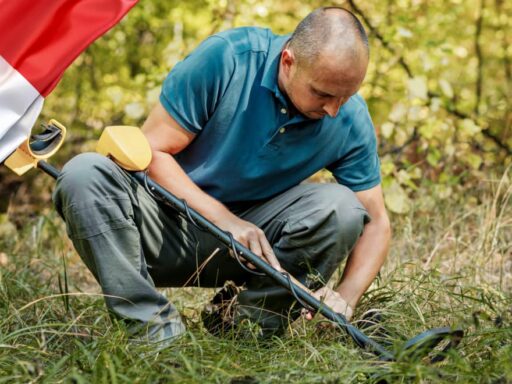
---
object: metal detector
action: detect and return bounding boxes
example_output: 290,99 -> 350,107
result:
4,121 -> 463,362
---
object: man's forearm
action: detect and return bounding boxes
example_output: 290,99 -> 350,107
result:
335,216 -> 391,309
148,150 -> 231,223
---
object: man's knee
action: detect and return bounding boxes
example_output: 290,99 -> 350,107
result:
278,183 -> 369,266
310,183 -> 370,249
55,153 -> 122,200
60,151 -> 118,183
53,152 -> 131,218
53,153 -> 136,240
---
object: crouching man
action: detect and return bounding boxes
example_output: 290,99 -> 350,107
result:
54,7 -> 391,345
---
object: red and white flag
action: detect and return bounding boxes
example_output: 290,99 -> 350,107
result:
0,0 -> 138,163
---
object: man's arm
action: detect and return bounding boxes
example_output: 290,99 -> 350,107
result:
141,102 -> 281,270
335,184 -> 391,309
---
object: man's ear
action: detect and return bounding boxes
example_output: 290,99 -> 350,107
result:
280,48 -> 295,76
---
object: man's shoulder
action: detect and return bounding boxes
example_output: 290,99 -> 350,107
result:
342,93 -> 368,115
334,93 -> 374,132
213,27 -> 274,55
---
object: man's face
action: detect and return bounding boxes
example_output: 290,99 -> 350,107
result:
279,49 -> 367,119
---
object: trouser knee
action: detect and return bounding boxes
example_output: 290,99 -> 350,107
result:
54,153 -> 124,209
316,183 -> 368,238
52,152 -> 135,240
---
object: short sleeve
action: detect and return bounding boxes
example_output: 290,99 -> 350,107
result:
327,97 -> 381,192
160,36 -> 236,134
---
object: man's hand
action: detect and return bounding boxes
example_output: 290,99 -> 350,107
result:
303,286 -> 353,321
213,211 -> 282,271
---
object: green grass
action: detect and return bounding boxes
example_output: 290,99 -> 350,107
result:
1,178 -> 511,383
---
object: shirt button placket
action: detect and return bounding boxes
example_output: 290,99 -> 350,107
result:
278,105 -> 288,134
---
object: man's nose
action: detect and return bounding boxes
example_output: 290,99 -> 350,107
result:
323,98 -> 343,118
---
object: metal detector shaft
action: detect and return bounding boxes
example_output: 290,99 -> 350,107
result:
38,160 -> 61,179
132,171 -> 395,360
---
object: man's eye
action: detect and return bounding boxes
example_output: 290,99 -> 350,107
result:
314,91 -> 329,98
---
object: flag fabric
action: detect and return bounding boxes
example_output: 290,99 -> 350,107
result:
0,0 -> 139,163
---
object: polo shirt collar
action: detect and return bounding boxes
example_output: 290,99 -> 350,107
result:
261,34 -> 290,95
261,33 -> 313,123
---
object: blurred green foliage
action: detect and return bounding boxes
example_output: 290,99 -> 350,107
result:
39,0 -> 511,214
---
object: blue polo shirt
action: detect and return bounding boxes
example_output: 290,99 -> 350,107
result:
160,27 -> 381,203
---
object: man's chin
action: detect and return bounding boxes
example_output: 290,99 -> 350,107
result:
304,111 -> 326,119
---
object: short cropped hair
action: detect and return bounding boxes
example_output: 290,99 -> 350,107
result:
288,7 -> 369,67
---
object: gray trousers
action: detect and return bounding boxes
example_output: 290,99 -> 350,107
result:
53,153 -> 370,335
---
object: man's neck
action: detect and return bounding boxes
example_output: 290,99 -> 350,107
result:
276,56 -> 301,117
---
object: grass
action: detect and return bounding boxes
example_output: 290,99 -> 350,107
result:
0,172 -> 511,383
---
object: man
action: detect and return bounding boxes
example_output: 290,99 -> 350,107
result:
53,7 -> 391,345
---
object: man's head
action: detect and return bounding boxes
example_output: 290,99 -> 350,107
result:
278,7 -> 369,119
